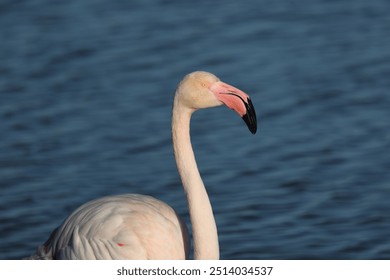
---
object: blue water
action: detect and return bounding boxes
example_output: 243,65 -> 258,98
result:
1,0 -> 390,259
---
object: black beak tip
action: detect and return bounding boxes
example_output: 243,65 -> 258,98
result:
250,124 -> 257,134
243,114 -> 257,134
242,98 -> 257,135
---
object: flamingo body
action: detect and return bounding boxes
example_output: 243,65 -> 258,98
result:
30,194 -> 189,259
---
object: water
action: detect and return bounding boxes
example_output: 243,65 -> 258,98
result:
1,0 -> 390,259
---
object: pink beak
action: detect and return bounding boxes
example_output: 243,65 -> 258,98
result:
210,81 -> 257,134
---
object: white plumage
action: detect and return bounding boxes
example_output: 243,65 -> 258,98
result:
31,194 -> 188,259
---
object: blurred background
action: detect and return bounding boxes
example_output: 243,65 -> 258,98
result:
1,0 -> 390,259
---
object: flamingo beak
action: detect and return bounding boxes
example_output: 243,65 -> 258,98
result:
210,81 -> 257,134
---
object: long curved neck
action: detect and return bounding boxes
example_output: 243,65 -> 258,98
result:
172,98 -> 219,260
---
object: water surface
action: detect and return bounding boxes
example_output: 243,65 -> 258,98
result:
1,0 -> 390,259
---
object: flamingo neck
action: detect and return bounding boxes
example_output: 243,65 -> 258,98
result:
172,99 -> 219,260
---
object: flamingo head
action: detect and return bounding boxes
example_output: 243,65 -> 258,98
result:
176,71 -> 257,134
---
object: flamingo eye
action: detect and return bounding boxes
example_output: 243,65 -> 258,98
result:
201,82 -> 207,88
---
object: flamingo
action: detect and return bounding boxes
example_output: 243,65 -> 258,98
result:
27,71 -> 257,260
